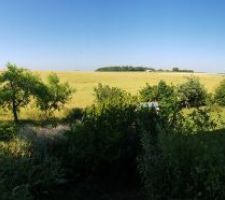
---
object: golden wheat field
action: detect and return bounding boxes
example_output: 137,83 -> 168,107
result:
39,71 -> 224,107
1,71 -> 225,120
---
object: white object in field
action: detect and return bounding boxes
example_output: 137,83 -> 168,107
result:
140,101 -> 159,111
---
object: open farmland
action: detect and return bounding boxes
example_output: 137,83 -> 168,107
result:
0,71 -> 224,121
36,71 -> 224,107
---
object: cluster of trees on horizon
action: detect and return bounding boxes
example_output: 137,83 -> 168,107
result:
96,65 -> 194,72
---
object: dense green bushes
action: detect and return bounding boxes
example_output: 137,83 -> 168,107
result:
139,80 -> 175,102
215,79 -> 225,106
178,77 -> 208,108
140,130 -> 225,200
2,74 -> 225,199
138,104 -> 221,199
0,122 -> 17,141
60,81 -> 220,199
136,78 -> 223,199
65,107 -> 84,125
50,81 -> 225,199
0,123 -> 64,200
62,86 -> 140,182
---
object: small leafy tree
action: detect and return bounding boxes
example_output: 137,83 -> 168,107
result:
94,83 -> 125,103
139,81 -> 180,129
139,80 -> 175,102
94,83 -> 136,106
214,79 -> 225,106
0,63 -> 42,122
36,73 -> 73,117
178,77 -> 208,108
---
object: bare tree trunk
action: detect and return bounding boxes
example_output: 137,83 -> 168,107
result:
10,82 -> 18,123
12,99 -> 18,123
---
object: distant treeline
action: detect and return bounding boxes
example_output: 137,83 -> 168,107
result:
171,67 -> 194,72
96,66 -> 153,72
96,66 -> 194,72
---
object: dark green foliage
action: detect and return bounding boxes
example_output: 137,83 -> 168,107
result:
0,123 -> 17,141
62,86 -> 140,182
138,127 -> 163,200
96,66 -> 155,72
139,80 -> 175,102
0,64 -> 74,123
178,77 -> 208,108
96,66 -> 194,72
184,108 -> 217,132
172,67 -> 180,72
142,130 -> 225,200
1,76 -> 225,200
65,105 -> 139,178
36,73 -> 73,116
139,105 -> 220,200
139,81 -> 181,128
94,83 -> 125,103
94,83 -> 135,105
138,85 -> 217,199
172,67 -> 194,72
214,79 -> 225,106
65,107 -> 84,124
0,136 -> 63,200
61,83 -> 221,199
0,63 -> 42,122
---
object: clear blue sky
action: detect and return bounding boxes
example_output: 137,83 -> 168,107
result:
0,0 -> 225,72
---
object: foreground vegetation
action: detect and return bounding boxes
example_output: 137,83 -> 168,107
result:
1,63 -> 225,199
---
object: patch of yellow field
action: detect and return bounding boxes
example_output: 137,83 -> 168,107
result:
35,71 -> 225,108
1,71 -> 225,120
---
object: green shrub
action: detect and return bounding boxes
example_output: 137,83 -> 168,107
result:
184,108 -> 217,132
62,86 -> 141,182
139,80 -> 175,102
139,106 -> 222,200
159,132 -> 225,199
139,81 -> 182,131
36,73 -> 74,118
214,79 -> 225,106
65,107 -> 84,124
0,123 -> 17,141
0,136 -> 63,200
178,77 -> 208,108
94,83 -> 137,106
140,130 -> 225,199
64,103 -> 140,180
